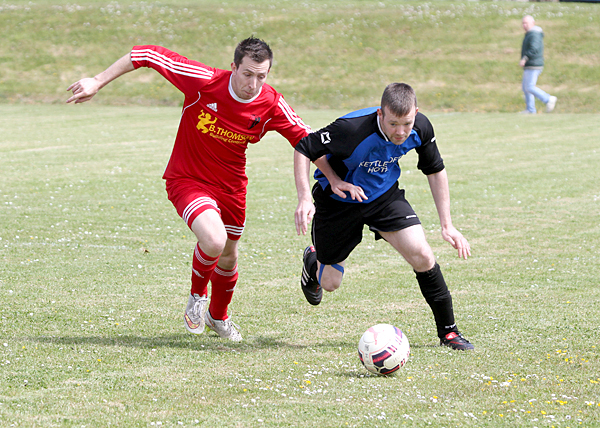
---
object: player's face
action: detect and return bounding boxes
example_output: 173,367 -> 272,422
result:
230,56 -> 270,100
377,105 -> 418,145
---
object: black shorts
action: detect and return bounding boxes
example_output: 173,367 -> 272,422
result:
311,183 -> 421,265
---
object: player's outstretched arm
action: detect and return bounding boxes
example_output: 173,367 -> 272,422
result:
427,169 -> 471,260
66,53 -> 135,104
294,150 -> 315,236
313,157 -> 367,202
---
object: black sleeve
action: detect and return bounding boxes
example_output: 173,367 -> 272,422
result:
294,130 -> 330,162
414,112 -> 445,175
294,114 -> 375,162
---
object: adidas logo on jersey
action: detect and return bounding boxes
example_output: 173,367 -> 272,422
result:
207,103 -> 218,112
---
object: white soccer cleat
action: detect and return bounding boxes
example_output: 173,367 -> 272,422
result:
546,96 -> 557,113
204,311 -> 243,342
184,293 -> 208,334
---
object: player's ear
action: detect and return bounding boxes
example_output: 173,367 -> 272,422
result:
231,62 -> 237,73
377,108 -> 383,118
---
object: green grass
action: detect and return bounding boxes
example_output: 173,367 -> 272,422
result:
0,0 -> 599,112
1,104 -> 599,427
2,0 -> 600,426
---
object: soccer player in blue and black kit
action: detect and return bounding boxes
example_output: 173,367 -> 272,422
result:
293,83 -> 474,350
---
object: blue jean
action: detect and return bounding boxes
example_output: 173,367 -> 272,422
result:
522,69 -> 550,113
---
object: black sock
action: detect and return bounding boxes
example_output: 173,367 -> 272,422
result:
414,263 -> 458,339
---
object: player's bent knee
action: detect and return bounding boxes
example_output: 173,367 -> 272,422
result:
321,278 -> 341,292
199,232 -> 227,254
218,244 -> 239,270
408,251 -> 436,273
317,263 -> 344,292
191,213 -> 228,256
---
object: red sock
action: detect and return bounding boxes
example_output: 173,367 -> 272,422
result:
190,243 -> 219,297
208,264 -> 238,320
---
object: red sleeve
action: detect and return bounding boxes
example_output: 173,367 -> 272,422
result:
266,94 -> 311,147
131,45 -> 216,96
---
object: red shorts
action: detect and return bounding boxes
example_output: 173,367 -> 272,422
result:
166,178 -> 246,241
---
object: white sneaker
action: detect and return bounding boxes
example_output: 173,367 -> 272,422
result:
184,293 -> 208,334
205,311 -> 243,342
546,96 -> 557,113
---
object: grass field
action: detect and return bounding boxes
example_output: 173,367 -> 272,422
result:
2,0 -> 600,426
1,104 -> 599,427
1,0 -> 599,112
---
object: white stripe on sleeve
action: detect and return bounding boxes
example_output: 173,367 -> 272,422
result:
278,98 -> 311,132
132,49 -> 214,80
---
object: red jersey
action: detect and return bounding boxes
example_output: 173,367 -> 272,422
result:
131,45 -> 310,196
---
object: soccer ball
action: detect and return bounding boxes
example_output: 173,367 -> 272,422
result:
358,324 -> 410,375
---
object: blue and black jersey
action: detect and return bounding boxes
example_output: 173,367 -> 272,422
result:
294,108 -> 445,203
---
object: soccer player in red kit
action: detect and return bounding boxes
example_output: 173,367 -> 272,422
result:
67,37 -> 310,341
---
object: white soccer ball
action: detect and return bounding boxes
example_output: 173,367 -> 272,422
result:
358,324 -> 410,375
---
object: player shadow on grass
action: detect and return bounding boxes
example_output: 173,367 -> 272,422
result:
29,334 -> 355,351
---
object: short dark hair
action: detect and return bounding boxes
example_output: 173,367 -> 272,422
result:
234,36 -> 273,69
381,83 -> 417,117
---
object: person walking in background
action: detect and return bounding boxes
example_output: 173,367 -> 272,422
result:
520,15 -> 557,114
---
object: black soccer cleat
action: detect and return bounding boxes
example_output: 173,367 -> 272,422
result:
440,332 -> 474,351
301,246 -> 322,306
